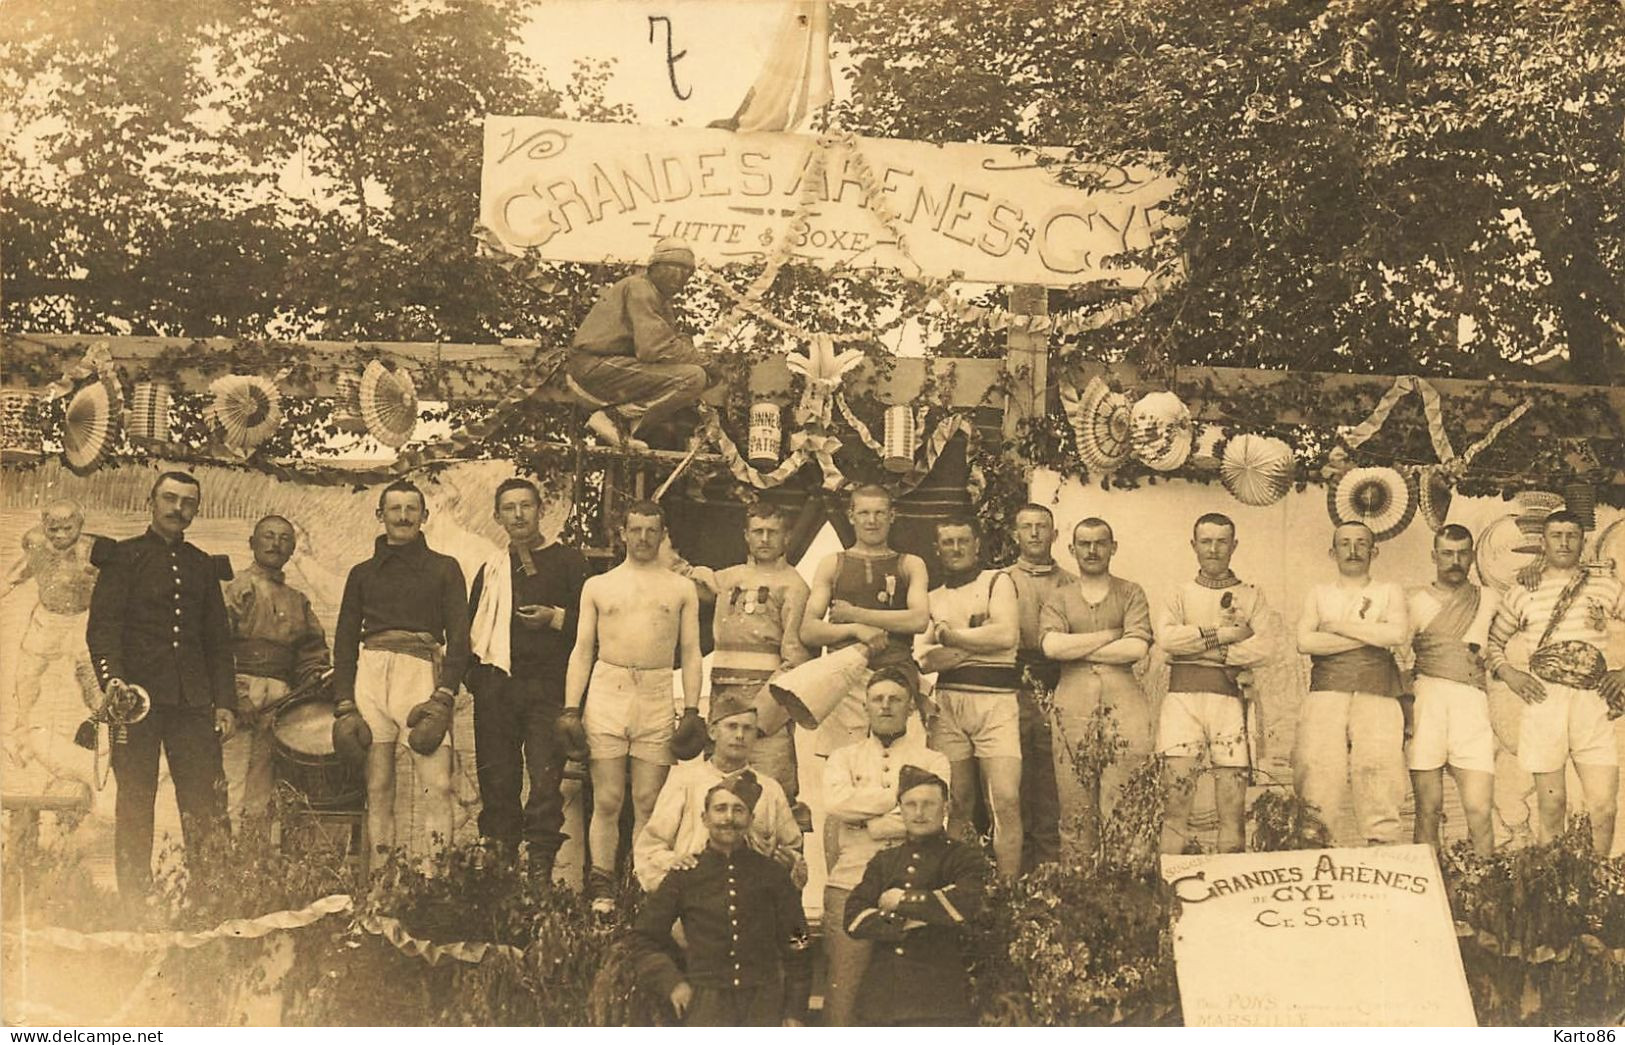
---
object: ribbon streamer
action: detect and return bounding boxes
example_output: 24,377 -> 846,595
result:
11,894 -> 353,953
1337,375 -> 1456,464
358,914 -> 526,967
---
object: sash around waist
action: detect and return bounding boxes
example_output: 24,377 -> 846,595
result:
1310,645 -> 1400,697
1168,662 -> 1241,697
937,665 -> 1021,691
363,630 -> 441,663
1412,633 -> 1485,690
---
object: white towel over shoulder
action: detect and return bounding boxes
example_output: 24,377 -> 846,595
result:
469,548 -> 513,677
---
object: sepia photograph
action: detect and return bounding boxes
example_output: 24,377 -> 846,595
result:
1,0 -> 1623,1030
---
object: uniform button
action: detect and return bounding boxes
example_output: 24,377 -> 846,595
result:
894,947 -> 905,956
733,979 -> 741,987
906,866 -> 916,874
173,625 -> 181,633
174,577 -> 181,586
172,642 -> 180,649
175,609 -> 182,617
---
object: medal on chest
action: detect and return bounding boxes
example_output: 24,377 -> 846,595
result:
1588,599 -> 1608,632
880,574 -> 896,606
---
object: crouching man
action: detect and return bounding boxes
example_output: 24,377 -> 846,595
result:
630,774 -> 811,1027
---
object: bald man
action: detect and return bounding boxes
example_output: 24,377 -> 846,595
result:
1294,521 -> 1410,846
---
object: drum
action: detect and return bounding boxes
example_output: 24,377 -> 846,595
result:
272,694 -> 365,811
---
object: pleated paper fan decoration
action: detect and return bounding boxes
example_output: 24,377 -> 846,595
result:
333,371 -> 367,434
0,389 -> 44,463
206,374 -> 283,452
1328,466 -> 1416,542
1592,518 -> 1624,577
359,359 -> 418,448
1416,465 -> 1454,532
1219,433 -> 1294,507
128,380 -> 172,442
1129,391 -> 1193,472
61,374 -> 124,474
1065,376 -> 1133,474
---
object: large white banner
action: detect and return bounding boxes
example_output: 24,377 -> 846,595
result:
1161,845 -> 1476,1027
479,117 -> 1178,288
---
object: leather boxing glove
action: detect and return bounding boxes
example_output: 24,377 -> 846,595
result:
406,688 -> 455,756
669,706 -> 708,762
555,707 -> 590,763
332,700 -> 373,765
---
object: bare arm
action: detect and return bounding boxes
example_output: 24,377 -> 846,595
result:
677,580 -> 702,711
2,555 -> 32,594
563,579 -> 600,711
800,556 -> 864,649
836,555 -> 932,635
939,572 -> 1019,653
779,578 -> 812,669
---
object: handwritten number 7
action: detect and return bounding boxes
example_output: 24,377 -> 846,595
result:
648,16 -> 691,101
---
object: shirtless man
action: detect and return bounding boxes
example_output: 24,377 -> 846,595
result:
561,499 -> 704,915
800,485 -> 931,758
1294,521 -> 1410,846
3,500 -> 102,775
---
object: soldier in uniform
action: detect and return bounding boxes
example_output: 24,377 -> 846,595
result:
843,763 -> 989,1027
630,773 -> 812,1027
87,472 -> 236,898
222,515 -> 329,826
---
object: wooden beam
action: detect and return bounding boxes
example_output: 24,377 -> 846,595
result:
1002,285 -> 1049,441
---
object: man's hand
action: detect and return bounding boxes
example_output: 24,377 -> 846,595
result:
1500,666 -> 1547,705
669,852 -> 700,873
214,708 -> 237,741
828,599 -> 859,625
919,645 -> 971,675
1601,670 -> 1625,718
853,623 -> 889,654
669,981 -> 694,1019
514,604 -> 555,630
1217,623 -> 1254,645
878,887 -> 906,913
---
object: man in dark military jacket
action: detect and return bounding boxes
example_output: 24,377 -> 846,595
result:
844,764 -> 989,1026
87,471 -> 237,898
630,773 -> 811,1027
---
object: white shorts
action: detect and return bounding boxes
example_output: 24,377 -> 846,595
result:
1158,690 -> 1249,768
1519,678 -> 1619,774
354,647 -> 437,746
928,688 -> 1021,761
583,662 -> 676,765
1407,675 -> 1495,774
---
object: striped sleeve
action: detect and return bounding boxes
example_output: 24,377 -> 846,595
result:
1484,584 -> 1527,676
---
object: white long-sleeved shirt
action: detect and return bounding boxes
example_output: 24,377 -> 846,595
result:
823,724 -> 952,892
633,758 -> 803,892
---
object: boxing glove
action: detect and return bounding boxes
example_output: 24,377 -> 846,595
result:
406,688 -> 455,756
670,706 -> 708,762
555,707 -> 590,763
332,700 -> 373,765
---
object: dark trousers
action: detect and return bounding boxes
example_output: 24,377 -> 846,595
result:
1018,684 -> 1062,870
470,666 -> 567,858
685,980 -> 785,1027
111,704 -> 227,897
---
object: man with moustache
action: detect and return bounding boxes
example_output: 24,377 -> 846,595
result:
844,764 -> 989,1027
88,472 -> 235,898
705,502 -> 812,805
800,484 -> 931,758
1487,510 -> 1625,852
562,499 -> 704,916
1155,513 -> 1274,855
821,666 -> 952,1027
1404,523 -> 1499,856
632,690 -> 803,893
917,517 -> 1023,880
332,480 -> 471,857
630,774 -> 811,1027
222,515 -> 330,826
1003,503 -> 1071,869
1294,521 -> 1411,846
466,478 -> 589,876
1038,517 -> 1153,855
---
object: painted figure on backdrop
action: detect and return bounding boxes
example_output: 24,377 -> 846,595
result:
632,689 -> 804,893
917,516 -> 1024,880
1038,517 -> 1154,856
843,764 -> 989,1027
1293,521 -> 1411,846
1155,513 -> 1275,855
1003,503 -> 1070,870
466,478 -> 590,878
4,499 -> 103,776
332,480 -> 470,859
820,666 -> 951,1027
1404,523 -> 1499,856
561,499 -> 704,917
1487,510 -> 1625,853
87,472 -> 234,898
221,515 -> 330,826
568,238 -> 719,450
630,774 -> 812,1028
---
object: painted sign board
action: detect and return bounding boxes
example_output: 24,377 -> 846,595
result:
1161,844 -> 1476,1027
479,117 -> 1177,288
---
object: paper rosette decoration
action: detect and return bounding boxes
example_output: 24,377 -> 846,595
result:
206,374 -> 282,452
128,380 -> 172,442
1219,433 -> 1294,507
1475,515 -> 1540,592
1416,465 -> 1454,532
1328,466 -> 1416,542
1067,377 -> 1134,474
1129,390 -> 1193,472
0,389 -> 44,463
358,359 -> 419,448
61,373 -> 124,474
333,372 -> 367,434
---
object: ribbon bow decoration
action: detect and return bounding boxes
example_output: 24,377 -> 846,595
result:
786,334 -> 866,428
789,430 -> 846,490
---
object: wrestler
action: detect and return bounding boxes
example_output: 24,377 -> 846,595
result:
1293,521 -> 1410,846
1155,513 -> 1275,855
1405,524 -> 1498,856
1486,510 -> 1625,852
917,517 -> 1023,879
562,499 -> 704,916
1038,517 -> 1153,856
